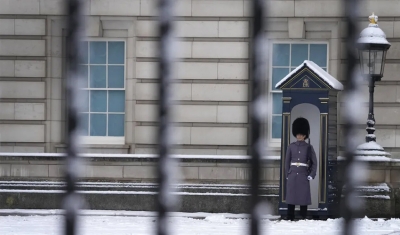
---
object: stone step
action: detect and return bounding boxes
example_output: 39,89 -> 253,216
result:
0,181 -> 394,217
0,181 -> 279,195
0,180 -> 280,214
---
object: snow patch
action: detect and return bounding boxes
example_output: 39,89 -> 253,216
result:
358,183 -> 390,192
275,60 -> 344,90
0,209 -> 280,220
0,181 -> 278,190
358,25 -> 391,45
357,142 -> 384,151
359,195 -> 390,200
204,214 -> 227,222
337,156 -> 391,161
3,212 -> 400,235
0,189 -> 278,197
355,151 -> 391,157
361,216 -> 374,222
0,152 -> 281,161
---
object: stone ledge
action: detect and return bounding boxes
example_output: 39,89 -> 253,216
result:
0,153 -> 281,164
2,154 -> 400,184
0,154 -> 281,183
0,181 -> 280,213
0,181 -> 395,217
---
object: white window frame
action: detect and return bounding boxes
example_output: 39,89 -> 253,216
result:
268,41 -> 329,147
80,38 -> 127,145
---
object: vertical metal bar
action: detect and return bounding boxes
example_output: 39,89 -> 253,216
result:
341,0 -> 362,234
63,0 -> 85,235
249,0 -> 266,234
156,0 -> 175,235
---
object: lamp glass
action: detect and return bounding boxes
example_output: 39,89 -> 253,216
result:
359,49 -> 385,78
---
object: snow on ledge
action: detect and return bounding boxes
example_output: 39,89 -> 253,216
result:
355,150 -> 391,157
0,209 -> 280,219
357,183 -> 390,192
357,142 -> 384,151
359,195 -> 391,200
337,155 -> 391,162
0,152 -> 281,161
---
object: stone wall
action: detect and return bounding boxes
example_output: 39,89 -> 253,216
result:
0,154 -> 280,183
0,17 -> 47,153
0,0 -> 399,158
0,153 -> 399,217
1,153 -> 399,184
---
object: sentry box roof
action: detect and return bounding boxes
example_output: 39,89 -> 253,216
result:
275,60 -> 343,91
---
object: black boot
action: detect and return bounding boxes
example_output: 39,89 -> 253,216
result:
287,204 -> 295,221
300,205 -> 307,220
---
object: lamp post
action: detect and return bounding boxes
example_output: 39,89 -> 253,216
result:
356,13 -> 391,156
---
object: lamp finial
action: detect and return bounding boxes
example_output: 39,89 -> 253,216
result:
369,12 -> 378,25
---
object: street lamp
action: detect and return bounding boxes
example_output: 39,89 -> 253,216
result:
357,13 -> 391,143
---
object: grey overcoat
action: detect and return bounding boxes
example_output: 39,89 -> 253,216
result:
284,140 -> 318,206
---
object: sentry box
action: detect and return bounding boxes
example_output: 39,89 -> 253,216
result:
275,60 -> 343,219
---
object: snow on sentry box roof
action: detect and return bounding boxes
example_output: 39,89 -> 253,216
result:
275,60 -> 344,90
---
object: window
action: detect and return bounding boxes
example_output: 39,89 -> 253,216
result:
270,42 -> 328,142
79,40 -> 126,143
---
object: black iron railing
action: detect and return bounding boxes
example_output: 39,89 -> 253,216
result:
341,0 -> 363,235
249,0 -> 266,235
63,0 -> 85,234
156,0 -> 176,235
61,0 -> 364,234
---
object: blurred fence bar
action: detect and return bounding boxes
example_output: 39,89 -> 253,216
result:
249,0 -> 266,235
156,0 -> 176,235
57,0 -> 367,234
341,0 -> 362,234
63,0 -> 85,235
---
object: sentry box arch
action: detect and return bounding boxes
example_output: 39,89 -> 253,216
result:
275,60 -> 343,219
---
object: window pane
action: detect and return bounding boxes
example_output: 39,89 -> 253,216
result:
272,68 -> 289,90
90,42 -> 106,64
272,93 -> 282,114
108,91 -> 125,112
80,89 -> 89,112
108,66 -> 124,88
90,66 -> 106,88
272,44 -> 290,66
108,114 -> 125,136
108,42 -> 125,64
90,90 -> 107,112
80,113 -> 89,136
272,116 -> 282,139
310,44 -> 327,67
79,65 -> 88,88
90,114 -> 107,136
291,44 -> 308,66
81,41 -> 88,64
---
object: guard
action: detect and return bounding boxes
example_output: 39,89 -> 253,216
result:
285,117 -> 318,220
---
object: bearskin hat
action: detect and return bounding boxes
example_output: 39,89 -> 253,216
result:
292,117 -> 310,139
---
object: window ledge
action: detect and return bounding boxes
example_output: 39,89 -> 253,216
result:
268,142 -> 281,148
80,136 -> 125,145
55,144 -> 129,149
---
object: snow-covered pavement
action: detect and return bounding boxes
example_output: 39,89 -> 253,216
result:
1,210 -> 400,235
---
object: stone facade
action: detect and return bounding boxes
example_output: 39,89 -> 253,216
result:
0,0 -> 399,157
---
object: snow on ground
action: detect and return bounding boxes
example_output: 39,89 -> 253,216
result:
1,210 -> 400,235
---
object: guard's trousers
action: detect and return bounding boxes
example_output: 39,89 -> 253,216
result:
287,204 -> 307,220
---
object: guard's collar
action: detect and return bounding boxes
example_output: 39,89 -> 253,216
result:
295,140 -> 307,145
